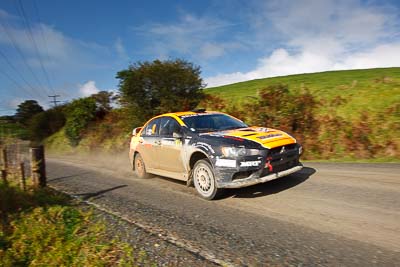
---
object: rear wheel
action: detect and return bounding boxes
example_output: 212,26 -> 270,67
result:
193,159 -> 223,200
134,153 -> 149,179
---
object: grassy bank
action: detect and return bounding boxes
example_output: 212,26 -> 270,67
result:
203,68 -> 400,161
206,67 -> 400,121
0,180 -> 145,266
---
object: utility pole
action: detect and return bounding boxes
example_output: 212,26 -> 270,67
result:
48,95 -> 61,107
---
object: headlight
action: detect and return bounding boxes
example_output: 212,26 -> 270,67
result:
221,147 -> 260,157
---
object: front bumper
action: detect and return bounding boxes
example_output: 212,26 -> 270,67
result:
217,164 -> 303,188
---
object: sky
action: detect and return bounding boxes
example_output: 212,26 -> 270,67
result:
0,0 -> 399,115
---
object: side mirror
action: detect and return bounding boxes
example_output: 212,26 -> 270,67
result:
172,132 -> 183,139
132,127 -> 142,136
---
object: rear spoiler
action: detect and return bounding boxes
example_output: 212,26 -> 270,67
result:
132,127 -> 142,136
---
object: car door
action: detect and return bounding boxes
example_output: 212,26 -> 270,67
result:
157,116 -> 186,174
137,117 -> 162,170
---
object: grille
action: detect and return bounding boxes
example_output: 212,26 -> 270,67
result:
263,144 -> 300,176
268,144 -> 297,156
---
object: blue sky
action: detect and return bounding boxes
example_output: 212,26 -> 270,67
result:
0,0 -> 399,114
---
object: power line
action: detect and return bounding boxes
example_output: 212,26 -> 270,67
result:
16,0 -> 55,95
0,49 -> 40,99
0,19 -> 48,99
0,67 -> 36,99
32,0 -> 56,94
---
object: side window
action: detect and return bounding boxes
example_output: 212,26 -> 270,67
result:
159,117 -> 181,137
141,118 -> 161,137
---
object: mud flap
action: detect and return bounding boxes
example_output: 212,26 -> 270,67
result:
186,169 -> 194,187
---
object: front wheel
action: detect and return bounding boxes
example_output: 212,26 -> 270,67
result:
193,159 -> 223,200
134,153 -> 149,179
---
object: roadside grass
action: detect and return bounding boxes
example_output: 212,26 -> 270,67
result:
0,180 -> 147,266
0,121 -> 28,140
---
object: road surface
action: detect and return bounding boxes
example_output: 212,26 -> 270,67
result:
47,155 -> 400,266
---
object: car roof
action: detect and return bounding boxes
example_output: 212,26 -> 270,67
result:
144,111 -> 223,127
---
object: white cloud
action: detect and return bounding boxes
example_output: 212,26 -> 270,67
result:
206,43 -> 400,87
133,13 -> 238,60
205,0 -> 400,87
79,81 -> 99,96
114,37 -> 127,59
200,43 -> 225,59
0,8 -> 114,105
0,9 -> 18,20
9,98 -> 24,109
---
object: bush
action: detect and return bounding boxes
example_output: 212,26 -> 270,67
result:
64,98 -> 97,146
28,108 -> 66,143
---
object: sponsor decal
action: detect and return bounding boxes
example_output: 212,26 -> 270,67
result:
215,158 -> 236,168
201,132 -> 224,137
240,160 -> 261,167
194,142 -> 215,153
256,127 -> 270,132
257,133 -> 283,140
161,139 -> 175,146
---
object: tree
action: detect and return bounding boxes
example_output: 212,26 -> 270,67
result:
116,59 -> 205,123
89,91 -> 117,118
90,91 -> 116,112
15,100 -> 44,125
64,98 -> 97,146
28,108 -> 66,143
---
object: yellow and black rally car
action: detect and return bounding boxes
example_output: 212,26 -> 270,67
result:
129,109 -> 303,200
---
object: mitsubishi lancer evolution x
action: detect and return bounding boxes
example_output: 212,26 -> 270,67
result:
129,110 -> 303,200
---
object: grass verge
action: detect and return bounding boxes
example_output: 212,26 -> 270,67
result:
0,181 -> 147,266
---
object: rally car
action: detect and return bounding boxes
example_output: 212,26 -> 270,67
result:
129,110 -> 303,200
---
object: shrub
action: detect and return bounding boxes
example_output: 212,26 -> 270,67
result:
28,108 -> 66,143
64,98 -> 97,146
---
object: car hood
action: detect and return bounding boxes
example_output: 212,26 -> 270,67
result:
201,126 -> 296,149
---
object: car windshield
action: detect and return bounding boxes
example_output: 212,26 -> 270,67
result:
180,113 -> 248,133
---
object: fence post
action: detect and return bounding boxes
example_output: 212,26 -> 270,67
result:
30,145 -> 46,188
1,148 -> 7,184
20,162 -> 26,191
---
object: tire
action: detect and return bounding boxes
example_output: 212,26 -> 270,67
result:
134,153 -> 150,179
193,159 -> 223,200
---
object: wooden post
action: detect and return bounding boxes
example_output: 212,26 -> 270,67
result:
20,162 -> 26,191
1,148 -> 7,184
30,145 -> 46,188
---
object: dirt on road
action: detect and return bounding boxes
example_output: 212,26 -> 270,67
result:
47,153 -> 400,266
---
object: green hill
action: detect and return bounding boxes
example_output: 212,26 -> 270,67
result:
206,67 -> 400,120
44,67 -> 399,162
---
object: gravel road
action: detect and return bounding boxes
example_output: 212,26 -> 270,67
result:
47,155 -> 400,266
